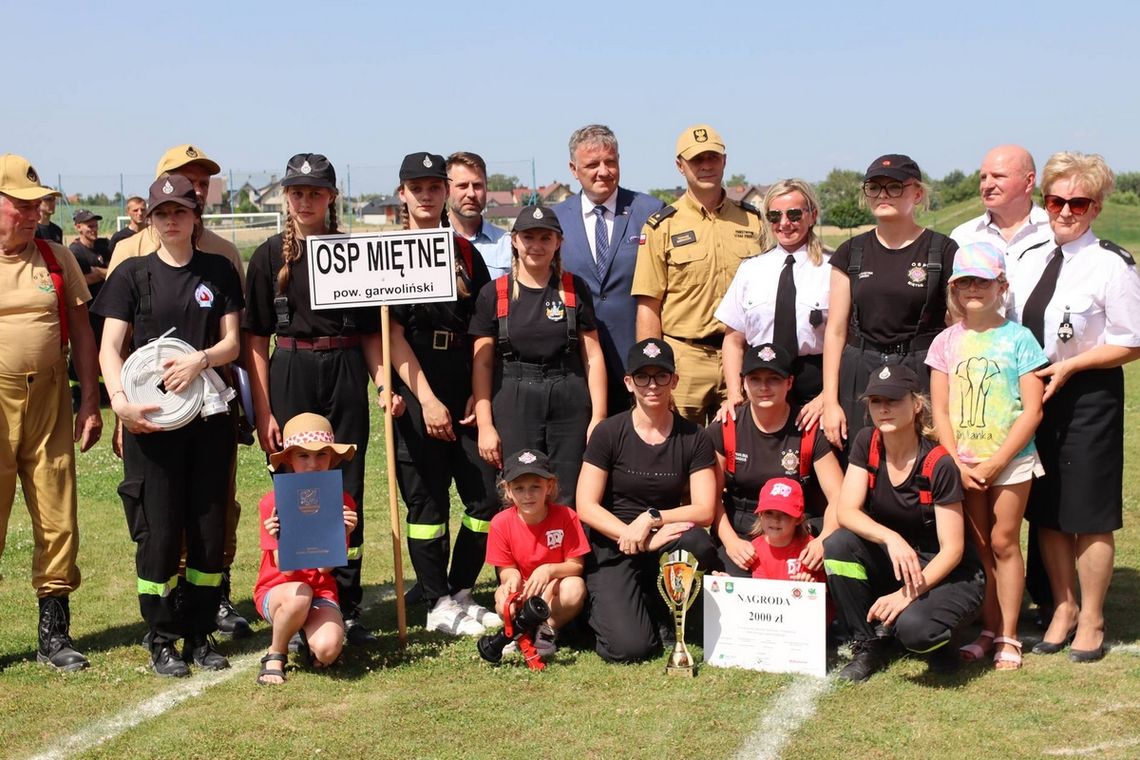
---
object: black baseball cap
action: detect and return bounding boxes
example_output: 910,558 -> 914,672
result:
281,153 -> 337,189
861,364 -> 920,400
512,205 -> 563,234
399,152 -> 448,182
72,209 -> 102,224
863,154 -> 922,183
502,448 -> 555,481
626,338 -> 675,375
742,343 -> 793,377
145,174 -> 199,217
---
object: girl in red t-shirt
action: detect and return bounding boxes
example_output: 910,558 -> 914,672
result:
254,413 -> 358,685
749,478 -> 825,584
485,449 -> 590,657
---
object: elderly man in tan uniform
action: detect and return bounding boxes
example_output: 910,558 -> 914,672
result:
108,144 -> 251,640
0,154 -> 102,671
632,124 -> 767,424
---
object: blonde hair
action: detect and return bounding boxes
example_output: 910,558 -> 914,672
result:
945,276 -> 1008,323
1041,151 -> 1115,202
509,231 -> 566,303
748,513 -> 809,539
498,474 -> 561,507
763,179 -> 826,265
864,390 -> 937,441
277,196 -> 339,293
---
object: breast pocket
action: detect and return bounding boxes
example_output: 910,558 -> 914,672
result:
799,294 -> 829,333
1060,294 -> 1103,342
666,238 -> 709,292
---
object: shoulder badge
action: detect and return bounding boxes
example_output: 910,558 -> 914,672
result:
645,205 -> 677,230
739,201 -> 762,216
1100,239 -> 1135,266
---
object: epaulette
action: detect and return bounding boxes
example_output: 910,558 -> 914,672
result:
645,206 -> 677,230
739,201 -> 763,216
1100,239 -> 1135,266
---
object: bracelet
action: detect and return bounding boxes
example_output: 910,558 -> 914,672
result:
200,350 -> 209,368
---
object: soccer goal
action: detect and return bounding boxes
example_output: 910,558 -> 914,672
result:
116,212 -> 282,247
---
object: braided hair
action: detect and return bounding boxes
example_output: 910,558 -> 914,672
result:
276,196 -> 340,293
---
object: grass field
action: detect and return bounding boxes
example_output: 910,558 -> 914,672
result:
1,362 -> 1139,759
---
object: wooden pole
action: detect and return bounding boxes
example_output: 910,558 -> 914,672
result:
381,305 -> 407,646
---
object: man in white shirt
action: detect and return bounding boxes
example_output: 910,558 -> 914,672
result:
951,145 -> 1053,278
446,152 -> 509,278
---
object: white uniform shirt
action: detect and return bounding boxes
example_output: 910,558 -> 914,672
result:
714,243 -> 831,355
1008,229 -> 1140,363
579,190 -> 618,263
950,205 -> 1052,278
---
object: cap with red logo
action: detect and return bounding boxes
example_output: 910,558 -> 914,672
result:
755,477 -> 805,519
863,154 -> 921,183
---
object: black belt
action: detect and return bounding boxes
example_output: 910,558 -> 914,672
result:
846,332 -> 936,355
665,332 -> 723,349
276,335 -> 361,351
499,359 -> 578,379
408,329 -> 468,352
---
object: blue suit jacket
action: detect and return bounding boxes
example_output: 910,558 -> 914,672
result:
553,188 -> 664,389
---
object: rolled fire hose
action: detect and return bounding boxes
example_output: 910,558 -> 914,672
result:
121,329 -> 237,430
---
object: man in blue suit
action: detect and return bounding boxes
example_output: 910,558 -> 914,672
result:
553,125 -> 664,415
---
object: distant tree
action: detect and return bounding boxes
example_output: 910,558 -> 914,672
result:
816,169 -> 869,226
234,189 -> 258,214
827,197 -> 874,230
487,173 -> 520,192
1109,190 -> 1140,206
79,192 -> 111,206
727,173 -> 748,187
648,188 -> 679,205
1115,172 -> 1140,196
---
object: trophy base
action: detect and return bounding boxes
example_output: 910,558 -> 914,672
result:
666,663 -> 696,677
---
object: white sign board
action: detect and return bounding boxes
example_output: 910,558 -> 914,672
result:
702,576 -> 827,678
306,229 -> 457,309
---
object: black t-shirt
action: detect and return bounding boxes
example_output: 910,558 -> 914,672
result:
582,410 -> 716,525
390,237 -> 491,337
93,251 -> 244,352
69,239 -> 112,299
35,222 -> 63,244
243,233 -> 380,338
109,226 -> 138,254
848,428 -> 962,553
830,229 -> 958,345
469,272 -> 597,363
705,404 -> 834,528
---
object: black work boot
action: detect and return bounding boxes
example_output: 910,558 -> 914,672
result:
215,570 -> 252,639
344,611 -> 378,646
151,640 -> 190,678
183,634 -> 230,671
838,638 -> 889,683
37,595 -> 89,672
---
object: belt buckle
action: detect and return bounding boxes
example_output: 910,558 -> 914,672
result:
432,330 -> 451,350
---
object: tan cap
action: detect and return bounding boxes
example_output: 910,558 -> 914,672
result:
154,144 -> 221,178
0,154 -> 60,201
268,412 -> 357,471
675,124 -> 726,161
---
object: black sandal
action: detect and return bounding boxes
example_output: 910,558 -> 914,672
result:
256,652 -> 288,685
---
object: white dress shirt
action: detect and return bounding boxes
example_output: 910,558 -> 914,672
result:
950,205 -> 1052,277
714,244 -> 832,355
580,190 -> 618,263
1009,229 -> 1140,363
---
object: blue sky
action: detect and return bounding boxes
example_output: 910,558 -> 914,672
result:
9,0 -> 1138,197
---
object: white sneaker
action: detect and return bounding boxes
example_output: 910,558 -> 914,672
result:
426,596 -> 485,636
534,623 -> 557,658
452,589 -> 503,629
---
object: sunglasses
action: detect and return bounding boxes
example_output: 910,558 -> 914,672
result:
951,276 -> 997,289
631,370 -> 673,387
1043,194 -> 1095,216
766,208 -> 806,224
862,180 -> 914,199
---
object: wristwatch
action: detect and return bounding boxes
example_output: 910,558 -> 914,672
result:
646,508 -> 663,528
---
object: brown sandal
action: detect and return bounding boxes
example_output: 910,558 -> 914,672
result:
256,652 -> 288,685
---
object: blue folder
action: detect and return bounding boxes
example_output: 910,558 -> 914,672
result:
273,470 -> 348,572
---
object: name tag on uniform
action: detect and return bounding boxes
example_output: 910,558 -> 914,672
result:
671,231 -> 697,247
734,230 -> 756,239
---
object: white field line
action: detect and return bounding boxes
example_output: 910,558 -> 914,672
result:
26,585 -> 395,760
732,674 -> 833,760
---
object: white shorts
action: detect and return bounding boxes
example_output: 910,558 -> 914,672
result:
989,452 -> 1045,487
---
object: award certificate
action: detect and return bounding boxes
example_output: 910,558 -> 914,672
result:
273,470 -> 348,572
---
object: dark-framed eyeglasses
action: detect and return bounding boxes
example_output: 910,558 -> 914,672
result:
951,276 -> 997,290
1043,194 -> 1095,217
862,180 -> 914,198
765,208 -> 806,224
631,370 -> 673,387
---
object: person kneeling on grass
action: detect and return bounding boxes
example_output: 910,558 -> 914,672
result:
823,365 -> 984,683
254,413 -> 359,685
485,449 -> 589,658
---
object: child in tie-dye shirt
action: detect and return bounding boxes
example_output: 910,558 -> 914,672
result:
927,242 -> 1048,671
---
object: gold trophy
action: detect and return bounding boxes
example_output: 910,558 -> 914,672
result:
658,549 -> 702,676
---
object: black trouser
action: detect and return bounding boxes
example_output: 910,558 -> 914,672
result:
493,360 -> 590,506
585,527 -> 718,663
791,353 -> 823,407
838,341 -> 933,451
394,350 -> 498,603
823,528 -> 983,652
269,345 -> 369,616
119,415 -> 234,645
